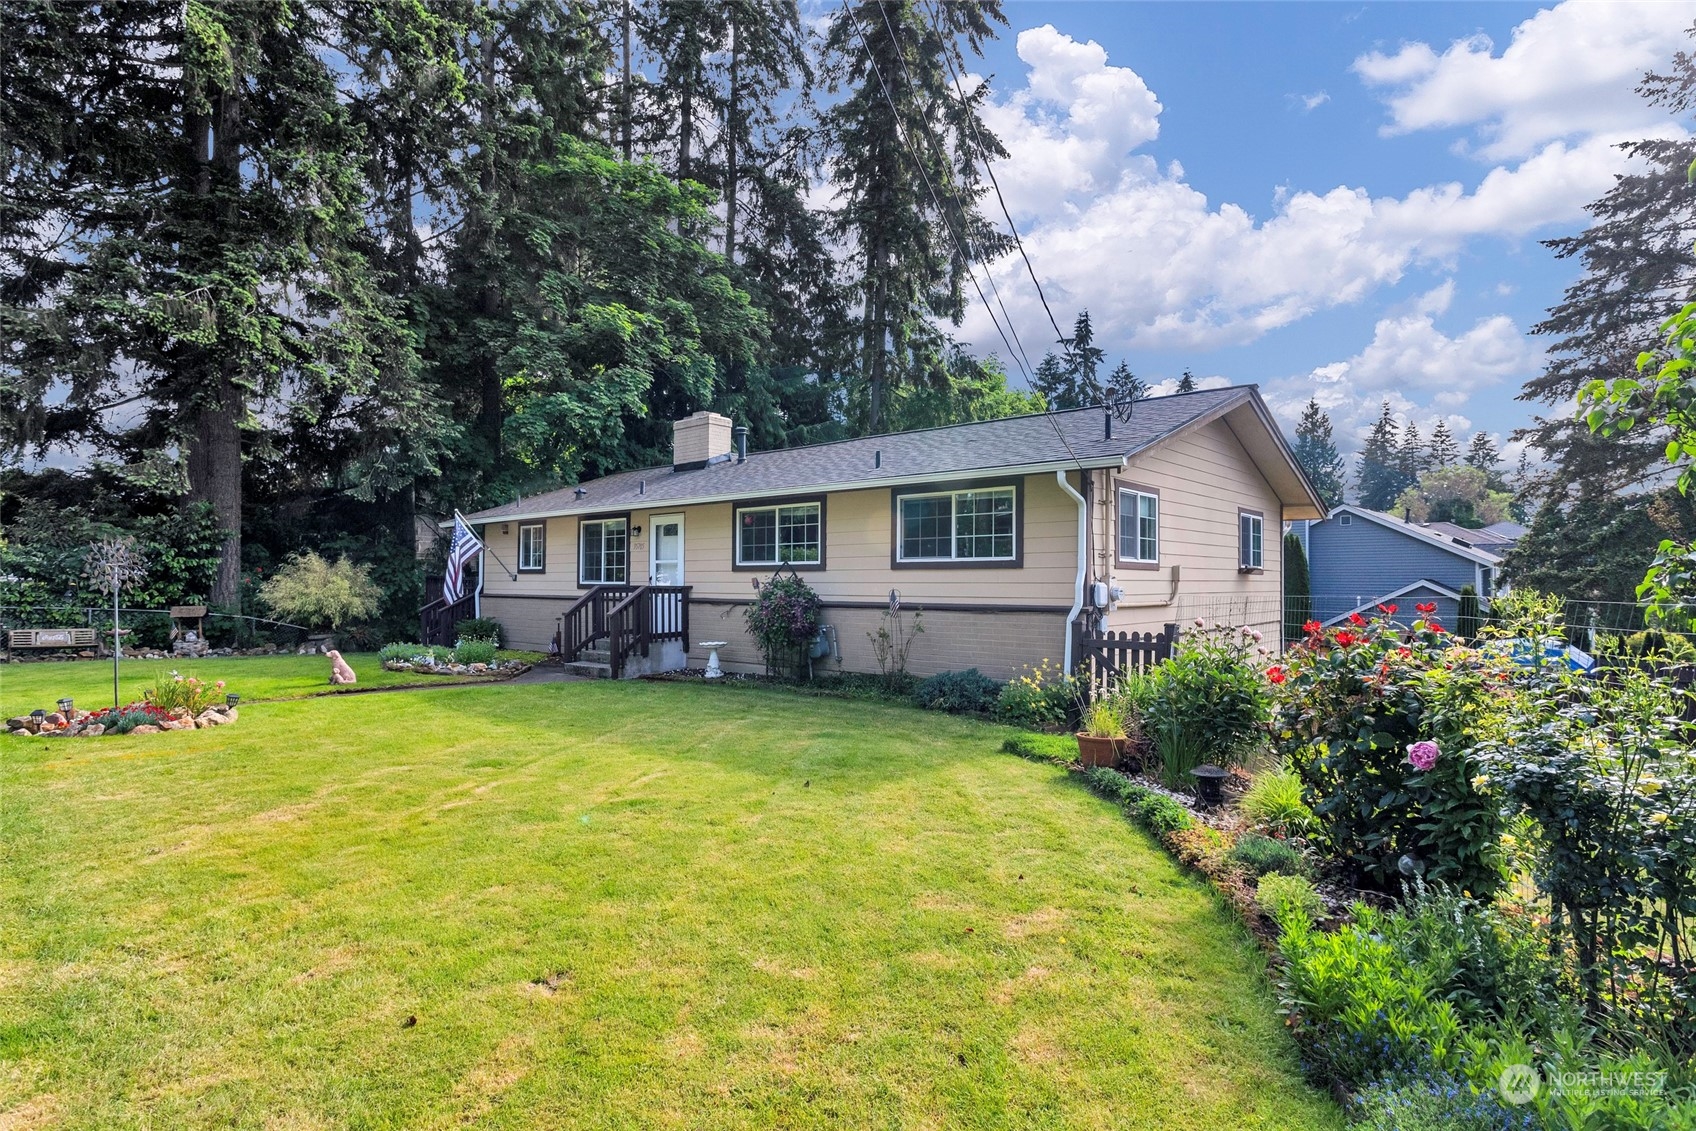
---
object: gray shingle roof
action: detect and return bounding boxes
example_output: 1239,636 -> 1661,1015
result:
466,385 -> 1258,522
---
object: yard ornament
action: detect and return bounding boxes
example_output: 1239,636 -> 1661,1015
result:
326,650 -> 357,685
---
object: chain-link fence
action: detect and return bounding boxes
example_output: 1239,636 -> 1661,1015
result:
0,605 -> 310,653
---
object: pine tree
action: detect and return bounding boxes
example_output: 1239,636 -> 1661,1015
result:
822,0 -> 1010,432
1357,402 -> 1408,510
1466,432 -> 1501,474
1293,398 -> 1346,509
1399,422 -> 1428,487
1428,421 -> 1460,467
1176,369 -> 1197,394
1061,310 -> 1106,407
1031,353 -> 1071,409
1105,360 -> 1149,406
1283,531 -> 1311,647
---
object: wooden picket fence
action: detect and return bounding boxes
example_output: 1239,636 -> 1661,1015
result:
1075,623 -> 1180,698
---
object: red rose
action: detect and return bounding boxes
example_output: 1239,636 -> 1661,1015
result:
1335,630 -> 1359,647
1416,602 -> 1437,615
1303,620 -> 1322,634
1266,665 -> 1287,685
1428,621 -> 1445,634
1377,603 -> 1398,616
1348,612 -> 1367,627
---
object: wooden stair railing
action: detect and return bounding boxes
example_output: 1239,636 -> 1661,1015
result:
419,592 -> 476,647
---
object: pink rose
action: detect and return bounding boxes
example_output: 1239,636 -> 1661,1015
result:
1407,740 -> 1439,772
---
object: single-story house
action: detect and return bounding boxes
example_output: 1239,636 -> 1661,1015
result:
447,385 -> 1325,679
1291,504 -> 1502,628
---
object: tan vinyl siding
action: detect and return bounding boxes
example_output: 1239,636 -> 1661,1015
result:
1094,415 -> 1283,639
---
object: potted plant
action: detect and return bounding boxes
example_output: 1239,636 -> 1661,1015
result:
1075,699 -> 1125,768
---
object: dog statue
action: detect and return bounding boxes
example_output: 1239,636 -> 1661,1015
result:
327,649 -> 357,685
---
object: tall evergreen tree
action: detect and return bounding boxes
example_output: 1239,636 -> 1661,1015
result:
1283,530 -> 1311,647
1465,431 -> 1500,474
1398,422 -> 1428,487
1357,402 -> 1408,510
1105,360 -> 1148,406
822,0 -> 1010,432
1428,420 -> 1460,467
1031,352 -> 1070,409
1176,369 -> 1197,393
1061,310 -> 1105,407
1293,398 -> 1345,508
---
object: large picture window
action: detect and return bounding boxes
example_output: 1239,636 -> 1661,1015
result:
1116,486 -> 1158,565
735,500 -> 823,567
895,484 -> 1018,565
517,522 -> 546,572
579,517 -> 628,585
1239,510 -> 1264,571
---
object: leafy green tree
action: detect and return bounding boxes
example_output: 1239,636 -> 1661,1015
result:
1357,402 -> 1410,510
822,0 -> 1010,432
886,349 -> 1043,430
1394,466 -> 1514,528
1293,398 -> 1345,509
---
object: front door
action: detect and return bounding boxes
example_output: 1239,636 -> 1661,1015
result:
650,515 -> 685,585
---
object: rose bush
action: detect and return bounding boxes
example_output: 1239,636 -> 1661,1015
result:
744,574 -> 822,678
1271,606 -> 1506,897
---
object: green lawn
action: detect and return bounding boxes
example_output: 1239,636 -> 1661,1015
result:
0,652 -> 499,717
0,675 -> 1342,1129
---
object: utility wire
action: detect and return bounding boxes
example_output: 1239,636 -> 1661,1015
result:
843,8 -> 1030,388
923,0 -> 1067,345
871,0 -> 1037,382
848,4 -> 1090,478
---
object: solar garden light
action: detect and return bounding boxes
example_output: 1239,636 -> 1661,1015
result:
1398,853 -> 1426,879
57,698 -> 73,717
226,693 -> 240,708
30,709 -> 46,722
1189,764 -> 1228,808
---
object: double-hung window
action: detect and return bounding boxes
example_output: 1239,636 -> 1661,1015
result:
517,522 -> 546,572
895,484 -> 1018,564
579,517 -> 628,585
1239,510 -> 1264,571
735,500 -> 823,567
1116,486 -> 1158,565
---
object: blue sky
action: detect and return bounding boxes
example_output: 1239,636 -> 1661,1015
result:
949,1 -> 1696,466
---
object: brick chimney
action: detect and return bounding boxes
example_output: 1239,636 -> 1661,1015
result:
671,410 -> 735,469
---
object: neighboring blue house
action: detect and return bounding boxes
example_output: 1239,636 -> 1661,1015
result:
1289,505 -> 1502,628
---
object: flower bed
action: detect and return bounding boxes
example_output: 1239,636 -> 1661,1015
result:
8,701 -> 237,737
380,658 -> 531,678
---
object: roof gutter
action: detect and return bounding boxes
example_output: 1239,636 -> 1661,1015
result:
1056,469 -> 1088,674
458,456 -> 1130,526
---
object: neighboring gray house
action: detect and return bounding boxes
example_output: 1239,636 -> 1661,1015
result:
1290,505 -> 1501,627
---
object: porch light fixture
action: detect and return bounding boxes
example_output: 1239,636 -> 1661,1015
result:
632,526 -> 642,537
1189,764 -> 1228,808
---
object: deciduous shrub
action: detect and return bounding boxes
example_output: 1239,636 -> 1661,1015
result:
1272,608 -> 1504,896
1255,873 -> 1322,924
994,659 -> 1078,731
913,669 -> 1000,714
1144,622 -> 1270,776
745,574 -> 821,678
258,552 -> 383,631
1227,832 -> 1308,878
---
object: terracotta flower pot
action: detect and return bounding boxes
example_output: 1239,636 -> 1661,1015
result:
1075,733 -> 1119,768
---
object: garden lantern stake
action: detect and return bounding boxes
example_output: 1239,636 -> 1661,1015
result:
84,537 -> 148,709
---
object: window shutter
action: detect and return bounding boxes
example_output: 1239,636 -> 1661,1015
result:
1240,514 -> 1251,567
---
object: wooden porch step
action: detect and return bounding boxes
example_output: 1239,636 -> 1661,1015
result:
561,661 -> 613,679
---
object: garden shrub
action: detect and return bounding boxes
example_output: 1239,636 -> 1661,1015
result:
379,642 -> 453,664
258,552 -> 383,631
994,659 -> 1078,731
1227,832 -> 1308,878
745,574 -> 821,679
453,637 -> 498,665
1237,761 -> 1315,838
87,704 -> 171,734
143,672 -> 225,716
1272,607 -> 1504,896
1144,621 -> 1270,779
1130,793 -> 1193,835
1000,733 -> 1076,763
454,617 -> 505,647
1255,873 -> 1322,925
913,669 -> 1001,714
1081,766 -> 1148,807
1351,1073 -> 1540,1131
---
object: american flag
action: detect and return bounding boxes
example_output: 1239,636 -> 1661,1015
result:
442,512 -> 483,605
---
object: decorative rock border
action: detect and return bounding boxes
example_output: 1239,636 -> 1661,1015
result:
381,659 -> 532,678
7,703 -> 239,737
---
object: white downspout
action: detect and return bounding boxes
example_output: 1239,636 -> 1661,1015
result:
1058,470 -> 1087,672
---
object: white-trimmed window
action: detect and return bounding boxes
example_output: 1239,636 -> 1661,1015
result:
736,501 -> 822,566
1239,511 -> 1264,570
579,517 -> 628,585
1117,487 -> 1158,564
517,522 -> 546,572
896,486 -> 1017,563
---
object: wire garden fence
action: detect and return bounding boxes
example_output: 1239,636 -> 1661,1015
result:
0,605 -> 311,654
